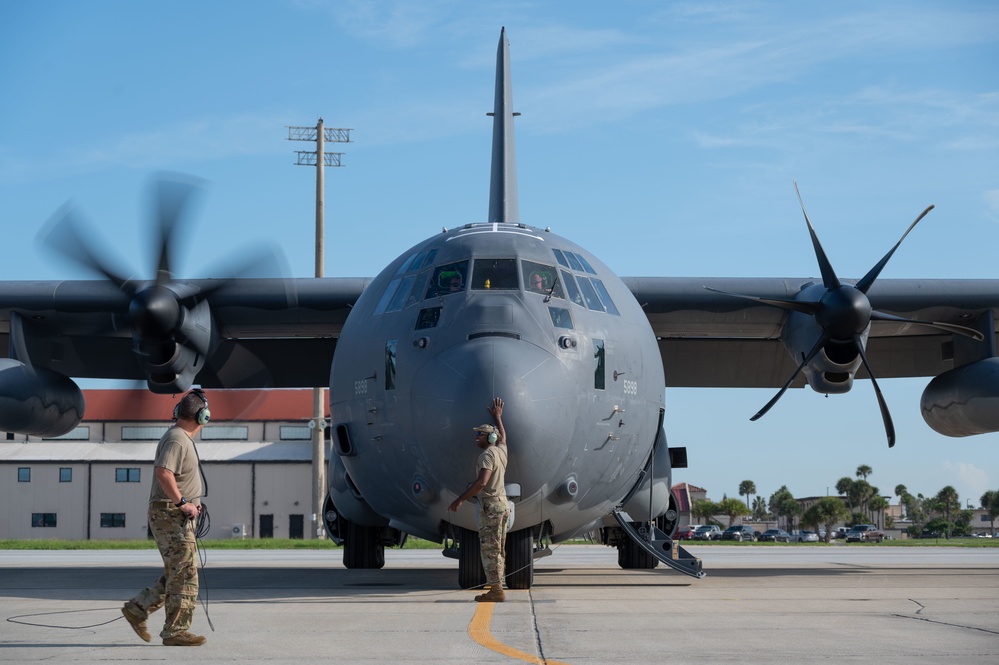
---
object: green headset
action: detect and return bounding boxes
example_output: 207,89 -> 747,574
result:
487,430 -> 498,444
174,388 -> 211,426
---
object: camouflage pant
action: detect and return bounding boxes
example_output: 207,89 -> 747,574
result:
127,504 -> 199,638
479,497 -> 510,588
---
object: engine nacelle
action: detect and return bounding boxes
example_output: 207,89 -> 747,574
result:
784,308 -> 866,395
0,359 -> 85,437
135,296 -> 215,394
921,358 -> 999,437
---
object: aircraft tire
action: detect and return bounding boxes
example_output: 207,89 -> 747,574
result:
504,528 -> 534,590
458,527 -> 486,589
617,525 -> 659,570
343,519 -> 385,569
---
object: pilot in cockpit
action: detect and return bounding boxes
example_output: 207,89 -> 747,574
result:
440,270 -> 464,293
528,271 -> 546,293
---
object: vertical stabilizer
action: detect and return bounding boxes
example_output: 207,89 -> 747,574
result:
488,28 -> 519,224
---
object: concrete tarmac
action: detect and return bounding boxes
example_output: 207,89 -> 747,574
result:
1,545 -> 997,664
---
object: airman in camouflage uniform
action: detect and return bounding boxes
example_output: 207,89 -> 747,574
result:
121,390 -> 208,646
448,397 -> 510,602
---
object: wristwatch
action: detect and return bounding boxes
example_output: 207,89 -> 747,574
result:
176,497 -> 188,507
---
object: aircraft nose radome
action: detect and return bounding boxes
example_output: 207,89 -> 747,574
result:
411,336 -> 575,487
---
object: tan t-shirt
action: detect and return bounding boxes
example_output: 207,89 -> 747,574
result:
476,444 -> 508,500
149,426 -> 203,505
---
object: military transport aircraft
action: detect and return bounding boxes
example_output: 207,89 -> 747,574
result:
2,29 -> 998,589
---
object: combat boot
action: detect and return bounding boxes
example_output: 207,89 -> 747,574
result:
121,602 -> 151,642
163,630 -> 207,646
474,586 -> 506,602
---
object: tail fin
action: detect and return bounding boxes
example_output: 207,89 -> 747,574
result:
487,27 -> 520,224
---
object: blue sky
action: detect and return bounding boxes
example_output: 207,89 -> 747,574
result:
2,1 -> 998,509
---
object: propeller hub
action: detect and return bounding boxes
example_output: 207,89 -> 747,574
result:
129,286 -> 181,339
817,285 -> 871,338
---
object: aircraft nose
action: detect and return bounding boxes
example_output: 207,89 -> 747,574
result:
411,335 -> 575,487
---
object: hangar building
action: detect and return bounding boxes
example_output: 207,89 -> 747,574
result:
1,389 -> 328,541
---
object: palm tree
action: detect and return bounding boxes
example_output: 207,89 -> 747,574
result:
803,497 -> 849,542
868,494 -> 889,529
856,465 -> 873,481
752,496 -> 769,521
894,484 -> 909,518
739,480 -> 756,510
691,499 -> 718,525
934,486 -> 960,539
717,497 -> 750,526
836,477 -> 855,514
770,486 -> 800,531
980,490 -> 999,536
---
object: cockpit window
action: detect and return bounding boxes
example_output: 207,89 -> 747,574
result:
563,251 -> 584,272
560,269 -> 584,307
426,261 -> 469,298
589,278 -> 619,315
471,259 -> 518,290
572,252 -> 597,275
396,248 -> 438,276
552,249 -> 570,269
576,276 -> 605,311
522,261 -> 564,298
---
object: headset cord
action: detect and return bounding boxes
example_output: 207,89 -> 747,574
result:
193,502 -> 215,632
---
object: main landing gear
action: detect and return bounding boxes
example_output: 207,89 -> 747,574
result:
453,526 -> 536,590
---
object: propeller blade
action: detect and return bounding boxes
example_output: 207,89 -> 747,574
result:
870,310 -> 984,341
794,181 -> 840,290
39,203 -> 133,290
751,332 -> 829,421
854,335 -> 896,448
704,287 -> 820,315
150,173 -> 206,287
856,204 -> 934,294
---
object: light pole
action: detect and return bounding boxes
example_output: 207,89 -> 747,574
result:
288,118 -> 352,538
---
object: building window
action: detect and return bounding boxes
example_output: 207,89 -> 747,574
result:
59,468 -> 73,482
116,468 -> 141,483
18,467 -> 30,482
279,425 -> 311,441
31,513 -> 57,528
122,426 -> 169,441
43,426 -> 91,441
201,425 -> 249,441
100,513 -> 126,528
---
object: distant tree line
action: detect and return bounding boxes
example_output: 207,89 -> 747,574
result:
690,465 -> 999,541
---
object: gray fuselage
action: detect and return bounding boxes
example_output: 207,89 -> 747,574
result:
328,222 -> 666,542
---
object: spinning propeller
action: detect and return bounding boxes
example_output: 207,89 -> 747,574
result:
708,182 -> 983,447
41,173 -> 286,393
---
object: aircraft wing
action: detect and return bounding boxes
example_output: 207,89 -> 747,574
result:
0,277 -> 369,389
624,276 -> 999,388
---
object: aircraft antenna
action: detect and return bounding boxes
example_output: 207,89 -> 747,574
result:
487,27 -> 520,224
288,118 -> 352,539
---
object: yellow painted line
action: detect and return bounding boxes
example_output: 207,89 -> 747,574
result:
469,601 -> 571,665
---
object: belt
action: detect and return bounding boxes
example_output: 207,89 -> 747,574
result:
481,495 -> 508,503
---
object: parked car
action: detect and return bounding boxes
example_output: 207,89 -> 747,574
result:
674,525 -> 701,541
692,525 -> 722,541
721,525 -> 757,542
758,528 -> 792,543
791,530 -> 819,543
845,524 -> 885,543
